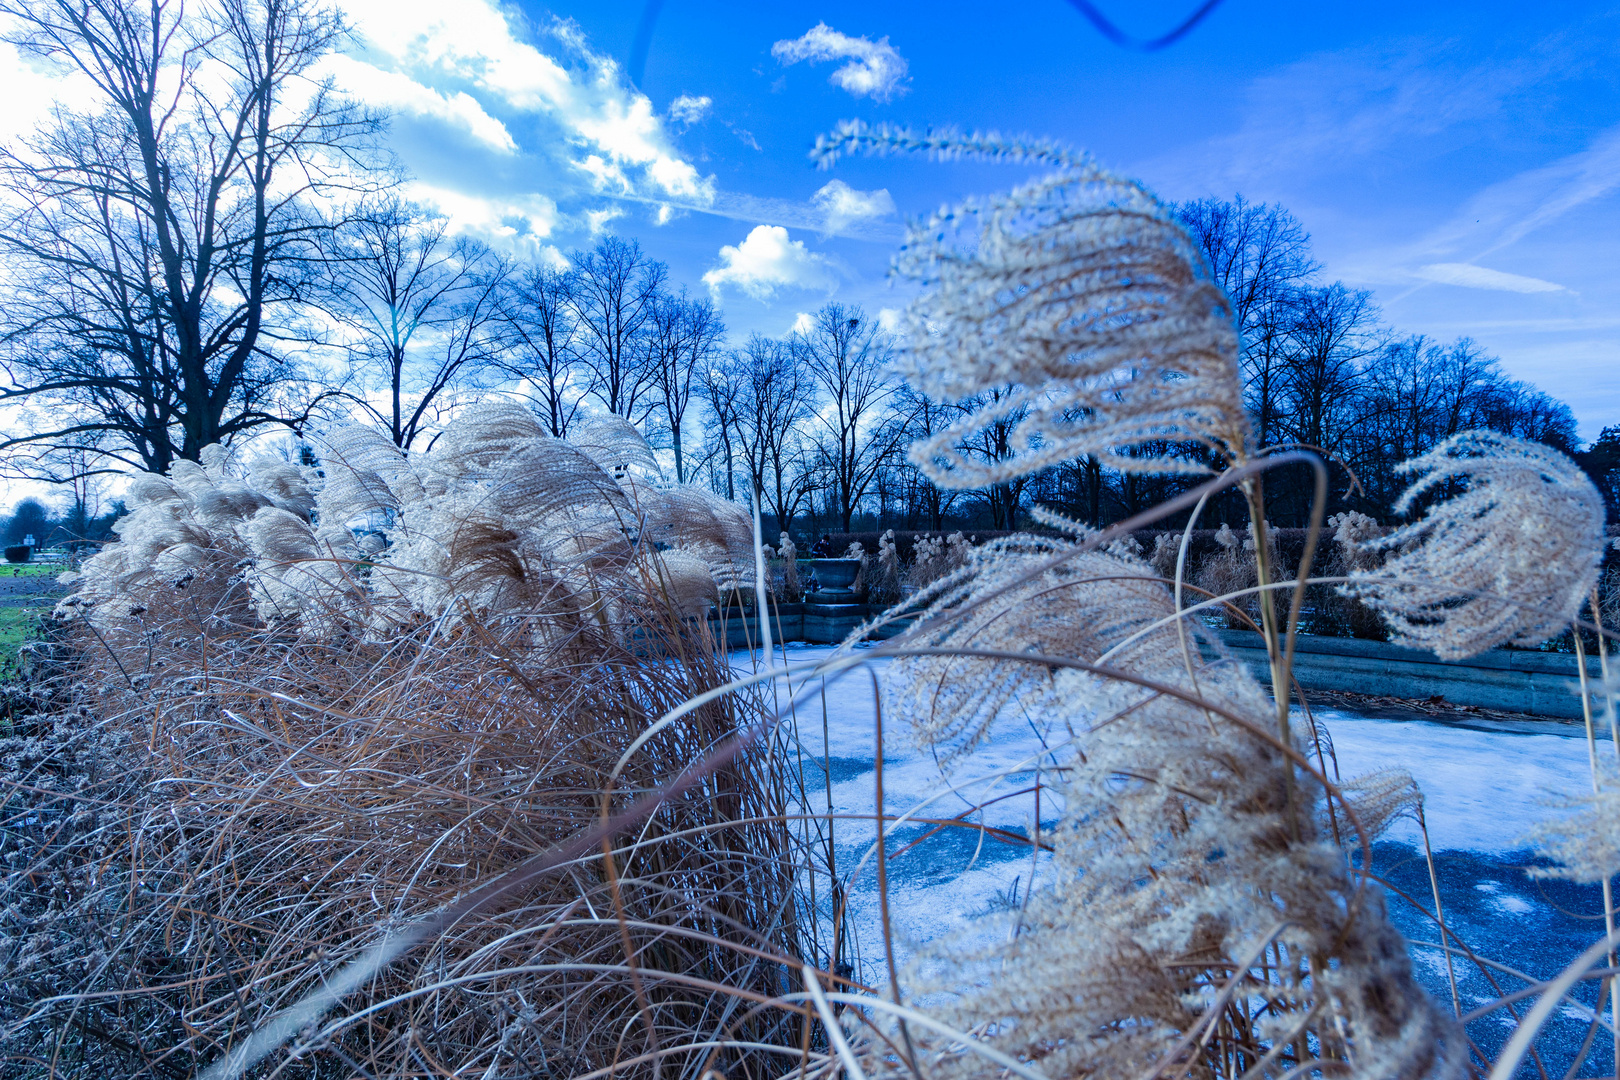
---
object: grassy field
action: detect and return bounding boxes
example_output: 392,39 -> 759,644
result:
0,559 -> 71,578
0,605 -> 40,680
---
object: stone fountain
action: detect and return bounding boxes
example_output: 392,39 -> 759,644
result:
806,557 -> 862,606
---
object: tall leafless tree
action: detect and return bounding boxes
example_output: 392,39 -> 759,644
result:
794,303 -> 899,532
646,289 -> 723,483
0,0 -> 381,476
726,334 -> 816,530
324,199 -> 510,450
503,263 -> 586,438
1277,282 -> 1380,456
568,236 -> 666,420
1175,197 -> 1317,450
699,355 -> 743,501
887,383 -> 963,531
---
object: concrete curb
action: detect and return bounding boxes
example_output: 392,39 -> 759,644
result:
710,607 -> 1608,720
1213,629 -> 1605,720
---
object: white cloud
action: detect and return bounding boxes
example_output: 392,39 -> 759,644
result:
333,0 -> 714,205
771,23 -> 908,101
586,206 -> 625,235
702,226 -> 837,299
876,307 -> 905,335
0,41 -> 104,143
668,94 -> 712,126
321,55 -> 516,152
790,311 -> 817,335
406,183 -> 558,243
811,180 -> 895,234
1414,263 -> 1565,294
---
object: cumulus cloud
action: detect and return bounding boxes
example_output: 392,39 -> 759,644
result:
668,94 -> 712,126
811,179 -> 895,233
771,23 -> 908,101
702,226 -> 838,299
322,0 -> 714,240
1415,263 -> 1565,294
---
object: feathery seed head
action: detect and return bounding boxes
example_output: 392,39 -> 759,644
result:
894,166 -> 1249,487
1343,430 -> 1606,659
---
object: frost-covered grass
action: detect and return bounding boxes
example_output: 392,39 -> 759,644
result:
0,562 -> 65,578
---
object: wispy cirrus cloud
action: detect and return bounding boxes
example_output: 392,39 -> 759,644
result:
1413,263 -> 1564,294
771,23 -> 909,101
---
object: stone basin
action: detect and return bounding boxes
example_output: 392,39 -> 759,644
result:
807,558 -> 861,602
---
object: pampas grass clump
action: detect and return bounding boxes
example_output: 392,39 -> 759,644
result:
14,409 -> 814,1079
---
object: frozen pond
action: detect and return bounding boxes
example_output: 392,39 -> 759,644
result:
740,642 -> 1615,1075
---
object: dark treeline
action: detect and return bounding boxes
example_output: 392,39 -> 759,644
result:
0,496 -> 119,551
0,0 -> 1600,544
862,197 -> 1596,537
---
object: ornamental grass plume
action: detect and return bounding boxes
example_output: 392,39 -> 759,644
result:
1314,512 -> 1389,639
902,532 -> 973,594
1193,522 -> 1282,629
1342,430 -> 1607,660
58,403 -> 758,638
824,123 -> 1459,1080
862,526 -> 1461,1080
1527,761 -> 1620,885
818,123 -> 1250,488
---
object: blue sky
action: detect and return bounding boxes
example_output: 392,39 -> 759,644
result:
315,0 -> 1620,438
3,0 -> 1616,464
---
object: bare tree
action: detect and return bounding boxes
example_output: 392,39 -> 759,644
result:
887,383 -> 963,530
0,0 -> 380,476
646,290 -> 724,483
1175,197 -> 1317,449
503,263 -> 586,438
794,303 -> 899,532
1277,283 -> 1380,456
952,385 -> 1033,529
324,199 -> 510,450
728,334 -> 817,531
699,355 -> 743,501
568,236 -> 667,420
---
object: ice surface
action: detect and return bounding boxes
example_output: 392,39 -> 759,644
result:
732,642 -> 1616,1070
1309,705 -> 1599,853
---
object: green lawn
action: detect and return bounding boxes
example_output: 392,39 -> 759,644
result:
0,606 -> 40,680
0,560 -> 71,578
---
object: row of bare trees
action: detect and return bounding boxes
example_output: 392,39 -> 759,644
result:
695,304 -> 901,532
0,0 -> 1589,536
851,198 -> 1585,533
0,0 -> 739,491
